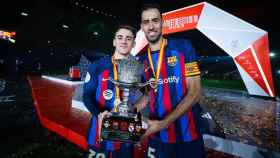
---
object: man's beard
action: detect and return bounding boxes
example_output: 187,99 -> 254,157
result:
147,33 -> 162,44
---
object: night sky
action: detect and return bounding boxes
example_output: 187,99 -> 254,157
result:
0,0 -> 278,50
0,0 -> 279,86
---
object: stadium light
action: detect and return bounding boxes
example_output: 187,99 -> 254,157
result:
93,31 -> 99,36
62,24 -> 69,29
21,12 -> 28,16
270,52 -> 276,58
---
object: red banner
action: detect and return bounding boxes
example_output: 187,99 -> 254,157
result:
162,3 -> 204,34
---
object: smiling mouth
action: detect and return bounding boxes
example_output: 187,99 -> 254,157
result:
148,31 -> 159,37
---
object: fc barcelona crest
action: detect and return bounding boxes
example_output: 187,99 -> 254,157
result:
167,56 -> 177,66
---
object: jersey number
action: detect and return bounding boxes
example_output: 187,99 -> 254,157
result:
147,147 -> 156,158
88,149 -> 105,158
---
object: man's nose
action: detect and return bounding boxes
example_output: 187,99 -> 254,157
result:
148,22 -> 154,30
121,38 -> 128,44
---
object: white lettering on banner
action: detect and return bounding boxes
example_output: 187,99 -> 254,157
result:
163,15 -> 198,30
0,95 -> 15,103
157,76 -> 179,85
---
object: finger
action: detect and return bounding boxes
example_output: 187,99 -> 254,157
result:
101,111 -> 109,119
142,128 -> 152,140
135,141 -> 142,148
147,119 -> 153,125
98,111 -> 105,119
140,134 -> 147,142
141,130 -> 152,141
140,130 -> 148,140
97,119 -> 102,142
102,111 -> 108,117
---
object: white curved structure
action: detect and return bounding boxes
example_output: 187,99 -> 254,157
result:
132,2 -> 275,97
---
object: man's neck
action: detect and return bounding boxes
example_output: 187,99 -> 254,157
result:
149,36 -> 164,51
114,52 -> 129,59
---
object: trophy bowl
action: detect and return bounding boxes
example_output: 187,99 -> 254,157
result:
116,59 -> 143,84
100,58 -> 147,143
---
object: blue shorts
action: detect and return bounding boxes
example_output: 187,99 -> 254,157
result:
85,145 -> 134,158
146,137 -> 205,158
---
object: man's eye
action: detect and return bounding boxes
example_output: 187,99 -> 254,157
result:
153,19 -> 160,23
142,20 -> 149,25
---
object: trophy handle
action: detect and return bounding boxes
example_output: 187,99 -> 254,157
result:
105,77 -> 157,90
106,77 -> 120,86
145,78 -> 157,89
137,78 -> 157,90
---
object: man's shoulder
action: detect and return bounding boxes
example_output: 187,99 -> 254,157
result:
167,38 -> 196,56
135,51 -> 148,61
88,56 -> 111,72
167,38 -> 192,48
93,56 -> 111,65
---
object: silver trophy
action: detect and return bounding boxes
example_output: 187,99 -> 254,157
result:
101,58 -> 154,143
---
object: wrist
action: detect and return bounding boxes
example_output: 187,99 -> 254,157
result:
160,119 -> 169,129
134,103 -> 141,112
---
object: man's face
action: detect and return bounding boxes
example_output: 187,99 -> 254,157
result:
141,8 -> 163,44
113,28 -> 135,56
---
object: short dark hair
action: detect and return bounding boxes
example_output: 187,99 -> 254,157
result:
140,3 -> 162,15
114,25 -> 136,38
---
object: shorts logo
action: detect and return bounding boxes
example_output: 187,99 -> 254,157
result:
103,89 -> 113,100
167,56 -> 177,66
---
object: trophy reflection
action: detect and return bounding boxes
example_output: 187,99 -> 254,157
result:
100,58 -> 152,143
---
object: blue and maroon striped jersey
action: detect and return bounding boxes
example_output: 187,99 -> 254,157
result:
138,38 -> 201,143
83,56 -> 138,151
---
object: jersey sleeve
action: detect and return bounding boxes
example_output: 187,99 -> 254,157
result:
83,62 -> 100,117
183,39 -> 201,77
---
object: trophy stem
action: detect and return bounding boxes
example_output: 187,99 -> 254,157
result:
101,59 -> 147,143
119,88 -> 129,114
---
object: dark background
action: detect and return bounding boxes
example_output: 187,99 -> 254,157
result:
0,1 -> 279,157
0,0 -> 279,95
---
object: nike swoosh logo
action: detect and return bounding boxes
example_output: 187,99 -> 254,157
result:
102,78 -> 108,82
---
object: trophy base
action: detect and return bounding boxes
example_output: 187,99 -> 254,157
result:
101,112 -> 145,143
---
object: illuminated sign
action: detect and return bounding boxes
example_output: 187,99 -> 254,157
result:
0,30 -> 16,43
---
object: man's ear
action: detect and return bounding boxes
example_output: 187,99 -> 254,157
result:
133,41 -> 136,48
113,39 -> 116,47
